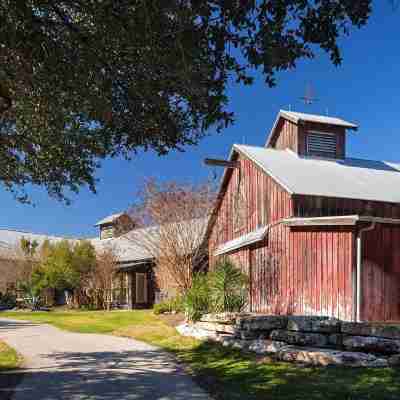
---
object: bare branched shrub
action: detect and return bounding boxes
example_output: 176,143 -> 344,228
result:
87,247 -> 118,310
127,178 -> 216,295
0,239 -> 39,296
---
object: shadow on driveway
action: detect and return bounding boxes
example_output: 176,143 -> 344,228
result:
0,318 -> 210,400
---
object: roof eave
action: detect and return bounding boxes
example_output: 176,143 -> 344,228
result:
282,215 -> 400,227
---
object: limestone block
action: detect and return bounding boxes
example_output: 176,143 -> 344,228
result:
248,340 -> 289,355
287,316 -> 341,333
194,321 -> 238,335
343,335 -> 400,355
342,322 -> 400,340
238,315 -> 288,331
277,347 -> 388,368
270,329 -> 329,347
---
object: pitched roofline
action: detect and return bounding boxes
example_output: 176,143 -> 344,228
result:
203,145 -> 294,245
214,225 -> 268,256
265,109 -> 358,148
233,145 -> 294,194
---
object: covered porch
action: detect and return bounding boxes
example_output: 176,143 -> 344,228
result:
112,260 -> 155,309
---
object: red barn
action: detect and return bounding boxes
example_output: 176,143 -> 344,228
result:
208,110 -> 400,322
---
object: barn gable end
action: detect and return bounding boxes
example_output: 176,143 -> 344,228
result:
207,110 -> 400,322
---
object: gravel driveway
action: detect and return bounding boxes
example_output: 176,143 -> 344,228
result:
0,318 -> 210,400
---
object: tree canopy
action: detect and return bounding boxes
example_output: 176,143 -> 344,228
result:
0,1 -> 371,202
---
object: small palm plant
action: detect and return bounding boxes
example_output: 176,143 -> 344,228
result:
183,273 -> 210,322
208,260 -> 248,313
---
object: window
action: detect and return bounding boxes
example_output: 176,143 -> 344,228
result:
307,131 -> 337,158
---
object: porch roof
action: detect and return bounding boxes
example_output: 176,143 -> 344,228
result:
214,226 -> 268,256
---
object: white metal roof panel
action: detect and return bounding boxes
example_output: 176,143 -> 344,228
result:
0,229 -> 75,259
234,145 -> 400,204
280,110 -> 358,129
90,228 -> 153,263
214,226 -> 268,256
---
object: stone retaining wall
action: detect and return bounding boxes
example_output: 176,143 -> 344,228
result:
177,314 -> 400,368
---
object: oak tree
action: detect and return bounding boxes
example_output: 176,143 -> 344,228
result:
0,1 -> 371,202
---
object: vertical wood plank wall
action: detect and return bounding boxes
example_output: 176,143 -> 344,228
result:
267,118 -> 346,159
208,149 -> 400,322
295,195 -> 400,219
362,224 -> 400,321
208,154 -> 293,266
208,153 -> 357,320
270,119 -> 298,153
249,227 -> 355,321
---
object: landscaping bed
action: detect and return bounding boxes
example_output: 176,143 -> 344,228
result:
2,310 -> 400,399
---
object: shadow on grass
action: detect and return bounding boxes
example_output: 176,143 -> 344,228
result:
171,341 -> 400,400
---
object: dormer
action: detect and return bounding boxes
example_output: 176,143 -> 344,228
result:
95,212 -> 135,240
265,110 -> 358,159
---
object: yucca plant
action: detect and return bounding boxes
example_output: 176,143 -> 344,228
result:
183,273 -> 210,322
209,260 -> 248,313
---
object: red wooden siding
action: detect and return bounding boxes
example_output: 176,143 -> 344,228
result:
268,118 -> 346,158
208,142 -> 400,322
269,118 -> 298,153
249,226 -> 355,321
294,195 -> 400,218
361,224 -> 400,321
208,153 -> 293,265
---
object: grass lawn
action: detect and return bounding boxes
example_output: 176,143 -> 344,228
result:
0,340 -> 20,371
2,310 -> 400,399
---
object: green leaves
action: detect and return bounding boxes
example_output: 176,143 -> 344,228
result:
183,274 -> 211,322
183,260 -> 248,321
0,1 -> 371,202
208,260 -> 248,314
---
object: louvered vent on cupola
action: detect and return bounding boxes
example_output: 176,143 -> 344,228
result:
306,132 -> 337,159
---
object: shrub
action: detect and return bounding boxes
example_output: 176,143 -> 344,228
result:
0,292 -> 16,309
183,274 -> 210,322
208,260 -> 248,313
153,296 -> 184,315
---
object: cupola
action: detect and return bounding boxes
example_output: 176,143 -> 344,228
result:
95,212 -> 135,240
265,110 -> 358,159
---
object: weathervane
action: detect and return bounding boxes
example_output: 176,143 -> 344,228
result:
300,83 -> 319,105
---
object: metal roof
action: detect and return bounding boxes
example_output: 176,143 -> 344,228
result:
234,145 -> 400,204
0,229 -> 75,260
265,109 -> 358,147
279,110 -> 358,129
214,226 -> 268,256
91,218 -> 208,263
90,227 -> 154,263
94,213 -> 124,226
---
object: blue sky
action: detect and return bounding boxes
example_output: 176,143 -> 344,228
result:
2,2 -> 400,238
